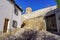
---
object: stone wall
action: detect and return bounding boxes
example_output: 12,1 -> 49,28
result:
22,16 -> 46,31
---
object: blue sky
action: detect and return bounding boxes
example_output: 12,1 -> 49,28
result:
15,0 -> 57,14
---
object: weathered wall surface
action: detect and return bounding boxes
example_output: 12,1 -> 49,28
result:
0,0 -> 22,33
22,6 -> 56,31
0,0 -> 14,32
22,16 -> 46,31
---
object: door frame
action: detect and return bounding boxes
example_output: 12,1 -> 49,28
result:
3,18 -> 9,33
45,14 -> 57,33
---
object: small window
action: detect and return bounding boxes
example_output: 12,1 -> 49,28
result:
7,0 -> 13,4
7,0 -> 12,2
12,20 -> 17,28
14,6 -> 18,16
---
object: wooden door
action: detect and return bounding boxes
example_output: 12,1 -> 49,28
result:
45,14 -> 57,33
3,18 -> 9,33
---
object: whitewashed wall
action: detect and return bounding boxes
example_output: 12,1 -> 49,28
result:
0,0 -> 22,32
13,9 -> 22,28
0,0 -> 14,32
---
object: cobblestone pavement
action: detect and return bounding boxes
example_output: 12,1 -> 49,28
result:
0,29 -> 60,40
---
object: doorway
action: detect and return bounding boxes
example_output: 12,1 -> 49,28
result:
45,14 -> 57,33
3,18 -> 9,33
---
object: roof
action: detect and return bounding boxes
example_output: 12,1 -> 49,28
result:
45,8 -> 60,16
22,6 -> 57,20
9,0 -> 23,12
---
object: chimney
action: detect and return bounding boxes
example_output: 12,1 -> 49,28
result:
26,7 -> 32,14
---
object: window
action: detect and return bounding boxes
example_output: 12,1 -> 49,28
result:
14,6 -> 18,16
7,0 -> 14,4
12,20 -> 17,28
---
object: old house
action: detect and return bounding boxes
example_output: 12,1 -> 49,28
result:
0,0 -> 23,33
22,6 -> 56,31
45,0 -> 60,34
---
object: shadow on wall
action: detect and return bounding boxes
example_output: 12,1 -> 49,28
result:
21,22 -> 25,28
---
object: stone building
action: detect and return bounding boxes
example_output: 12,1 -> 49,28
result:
45,8 -> 60,34
22,2 -> 60,34
45,0 -> 60,34
22,6 -> 56,31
